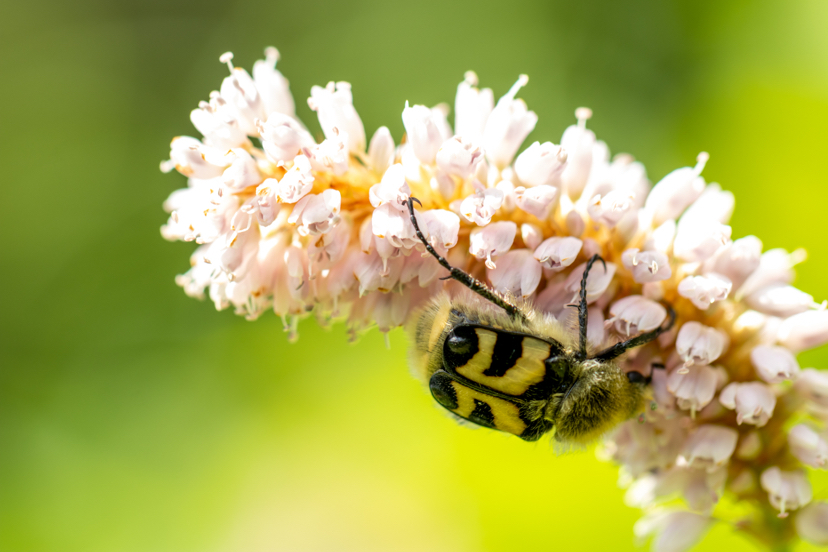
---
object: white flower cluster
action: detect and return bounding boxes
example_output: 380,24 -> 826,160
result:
161,48 -> 828,550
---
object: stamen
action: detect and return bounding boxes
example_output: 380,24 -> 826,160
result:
219,51 -> 235,72
575,107 -> 593,129
693,151 -> 710,175
504,74 -> 529,101
264,46 -> 280,64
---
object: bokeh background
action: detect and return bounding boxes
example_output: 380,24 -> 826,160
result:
3,0 -> 828,550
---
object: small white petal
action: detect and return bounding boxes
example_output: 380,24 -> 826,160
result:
796,502 -> 828,544
402,102 -> 452,165
367,126 -> 395,175
677,274 -> 732,310
606,295 -> 666,337
454,71 -> 494,141
514,141 -> 567,187
487,249 -> 542,297
645,152 -> 708,225
622,248 -> 672,284
515,184 -> 558,218
482,75 -> 537,169
751,345 -> 800,383
778,310 -> 828,352
308,81 -> 366,153
469,221 -> 517,269
719,382 -> 776,427
676,321 -> 729,367
533,236 -> 582,272
760,467 -> 812,517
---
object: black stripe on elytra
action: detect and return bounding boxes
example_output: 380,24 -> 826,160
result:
468,399 -> 496,428
483,332 -> 525,377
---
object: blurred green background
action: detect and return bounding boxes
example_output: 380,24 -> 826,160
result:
3,0 -> 828,550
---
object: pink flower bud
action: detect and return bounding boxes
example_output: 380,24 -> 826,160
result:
634,510 -> 712,552
746,284 -> 818,318
760,467 -> 812,518
587,190 -> 635,228
419,209 -> 460,250
482,75 -> 537,169
259,113 -> 315,163
371,203 -> 421,249
219,63 -> 265,136
681,183 -> 734,226
736,247 -> 802,300
304,134 -> 349,175
436,136 -> 483,178
521,223 -> 543,251
705,235 -> 762,290
487,249 -> 542,297
677,424 -> 738,471
367,126 -> 395,175
369,164 -> 410,211
533,236 -> 582,271
778,310 -> 828,352
308,81 -> 366,153
454,71 -> 493,141
169,137 -> 227,179
354,251 -> 404,294
795,502 -> 828,545
402,102 -> 452,165
643,220 -> 676,253
222,148 -> 263,190
559,108 -> 596,200
676,322 -> 729,369
719,382 -> 776,427
788,424 -> 828,469
288,189 -> 341,236
677,274 -> 732,310
673,218 -> 731,262
469,221 -> 517,269
644,152 -> 708,225
252,47 -> 296,119
622,248 -> 672,283
667,365 -> 723,415
460,186 -> 504,226
515,184 -> 557,218
254,179 -> 281,226
276,155 -> 315,203
793,368 -> 828,416
750,345 -> 800,383
190,103 -> 248,150
606,295 -> 666,336
514,141 -> 567,187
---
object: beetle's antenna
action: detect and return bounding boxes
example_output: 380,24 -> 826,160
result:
576,254 -> 607,361
406,197 -> 526,321
591,306 -> 676,362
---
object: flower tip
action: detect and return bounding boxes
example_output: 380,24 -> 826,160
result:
695,151 -> 709,173
575,106 -> 593,122
463,70 -> 479,86
219,51 -> 234,71
264,46 -> 280,62
517,74 -> 529,86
